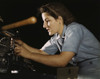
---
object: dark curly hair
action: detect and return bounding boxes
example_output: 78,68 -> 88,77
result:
39,2 -> 75,25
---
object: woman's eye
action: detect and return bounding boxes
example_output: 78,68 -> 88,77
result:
46,20 -> 50,23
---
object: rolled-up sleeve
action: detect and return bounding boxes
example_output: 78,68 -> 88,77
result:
41,37 -> 58,55
62,26 -> 83,54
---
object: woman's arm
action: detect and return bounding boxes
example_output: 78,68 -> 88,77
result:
14,43 -> 75,67
15,40 -> 48,55
27,51 -> 75,67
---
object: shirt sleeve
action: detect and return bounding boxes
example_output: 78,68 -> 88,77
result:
41,37 -> 58,55
62,25 -> 83,54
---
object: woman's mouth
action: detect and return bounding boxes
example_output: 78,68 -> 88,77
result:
48,29 -> 51,32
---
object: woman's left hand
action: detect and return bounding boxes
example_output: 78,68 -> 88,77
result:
14,43 -> 31,58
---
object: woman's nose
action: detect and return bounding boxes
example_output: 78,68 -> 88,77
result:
43,22 -> 47,28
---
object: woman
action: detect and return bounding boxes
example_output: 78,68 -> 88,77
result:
14,2 -> 100,79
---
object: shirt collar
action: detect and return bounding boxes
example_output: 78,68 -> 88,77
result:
56,24 -> 67,39
61,24 -> 67,38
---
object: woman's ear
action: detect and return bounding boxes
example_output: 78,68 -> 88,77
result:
58,16 -> 63,24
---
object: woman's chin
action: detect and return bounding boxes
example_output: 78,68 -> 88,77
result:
48,32 -> 53,36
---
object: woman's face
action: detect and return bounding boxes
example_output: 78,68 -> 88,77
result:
42,12 -> 63,36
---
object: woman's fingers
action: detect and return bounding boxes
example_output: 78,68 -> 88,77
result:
14,44 -> 21,54
14,40 -> 23,46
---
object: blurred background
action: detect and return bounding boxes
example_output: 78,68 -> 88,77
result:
0,0 -> 100,79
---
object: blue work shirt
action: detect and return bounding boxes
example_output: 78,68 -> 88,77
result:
41,22 -> 100,64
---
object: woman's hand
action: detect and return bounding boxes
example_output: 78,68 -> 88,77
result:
14,39 -> 48,58
14,40 -> 24,47
14,40 -> 31,58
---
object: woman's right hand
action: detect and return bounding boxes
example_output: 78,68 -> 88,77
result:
14,39 -> 24,47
